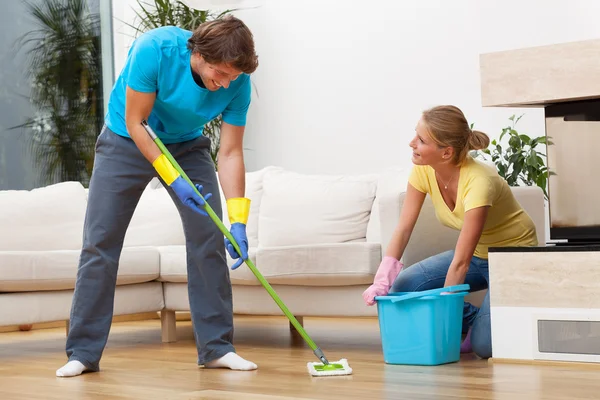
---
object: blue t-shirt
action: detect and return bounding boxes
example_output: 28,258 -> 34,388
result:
105,26 -> 251,144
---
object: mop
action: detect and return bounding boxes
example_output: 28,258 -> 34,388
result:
141,120 -> 352,377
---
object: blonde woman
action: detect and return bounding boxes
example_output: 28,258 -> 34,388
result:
363,105 -> 538,358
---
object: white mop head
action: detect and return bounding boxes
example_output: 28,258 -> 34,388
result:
306,358 -> 353,377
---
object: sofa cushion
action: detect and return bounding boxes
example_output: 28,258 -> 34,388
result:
157,243 -> 380,286
258,170 -> 378,247
0,246 -> 160,292
157,245 -> 259,284
253,242 -> 381,286
218,166 -> 281,247
0,181 -> 87,251
123,184 -> 185,247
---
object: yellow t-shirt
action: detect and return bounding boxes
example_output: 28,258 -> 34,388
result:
408,157 -> 538,259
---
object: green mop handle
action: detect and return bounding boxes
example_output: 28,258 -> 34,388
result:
141,121 -> 328,363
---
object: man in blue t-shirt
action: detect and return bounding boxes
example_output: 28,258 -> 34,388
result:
57,16 -> 259,377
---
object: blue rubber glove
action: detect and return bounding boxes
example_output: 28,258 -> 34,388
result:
152,153 -> 211,216
170,177 -> 212,216
225,222 -> 249,269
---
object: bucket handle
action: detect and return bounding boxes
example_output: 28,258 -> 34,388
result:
387,284 -> 470,303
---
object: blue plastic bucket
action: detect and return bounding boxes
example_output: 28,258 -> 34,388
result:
374,284 -> 470,366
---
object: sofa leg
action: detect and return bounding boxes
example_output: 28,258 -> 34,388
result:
161,310 -> 177,343
290,316 -> 304,332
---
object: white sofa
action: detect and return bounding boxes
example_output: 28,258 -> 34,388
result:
0,165 -> 546,342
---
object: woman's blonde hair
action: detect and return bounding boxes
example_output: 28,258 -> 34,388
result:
421,105 -> 490,165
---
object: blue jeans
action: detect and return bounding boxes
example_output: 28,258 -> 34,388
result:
390,250 -> 492,359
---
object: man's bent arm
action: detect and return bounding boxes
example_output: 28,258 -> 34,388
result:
125,86 -> 161,163
217,121 -> 246,200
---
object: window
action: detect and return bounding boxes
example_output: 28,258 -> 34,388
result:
0,0 -> 113,189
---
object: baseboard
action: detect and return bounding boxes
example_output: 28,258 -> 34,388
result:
489,357 -> 600,369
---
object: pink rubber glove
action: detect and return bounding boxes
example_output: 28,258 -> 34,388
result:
362,256 -> 404,306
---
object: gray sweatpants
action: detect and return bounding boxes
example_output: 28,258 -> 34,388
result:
65,126 -> 234,371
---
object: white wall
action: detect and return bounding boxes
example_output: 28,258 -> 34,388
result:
110,0 -> 600,175
111,0 -> 142,81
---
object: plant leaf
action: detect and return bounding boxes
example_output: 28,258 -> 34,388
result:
519,134 -> 531,145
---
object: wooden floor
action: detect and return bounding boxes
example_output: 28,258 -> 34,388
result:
0,316 -> 598,399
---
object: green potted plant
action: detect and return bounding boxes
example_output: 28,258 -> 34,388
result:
473,114 -> 554,200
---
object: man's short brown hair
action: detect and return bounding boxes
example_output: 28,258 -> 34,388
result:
187,15 -> 258,74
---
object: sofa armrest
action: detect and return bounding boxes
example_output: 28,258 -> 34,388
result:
374,167 -> 410,256
511,185 -> 546,246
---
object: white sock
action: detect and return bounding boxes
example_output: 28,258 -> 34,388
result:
204,352 -> 257,371
56,360 -> 88,377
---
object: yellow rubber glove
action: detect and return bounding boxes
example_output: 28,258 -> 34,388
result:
226,197 -> 251,225
225,197 -> 251,269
